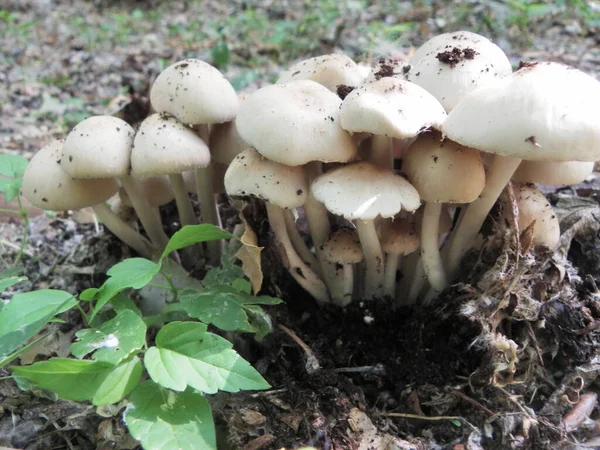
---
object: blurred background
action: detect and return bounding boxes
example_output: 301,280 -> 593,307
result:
1,0 -> 599,156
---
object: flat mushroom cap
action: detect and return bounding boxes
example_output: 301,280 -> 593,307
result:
224,148 -> 309,209
402,132 -> 485,203
22,140 -> 118,210
150,59 -> 239,125
277,54 -> 366,93
340,78 -> 447,138
311,161 -> 420,220
510,183 -> 560,249
131,113 -> 211,176
442,62 -> 600,162
407,31 -> 512,112
236,80 -> 356,166
62,115 -> 134,179
378,218 -> 420,255
320,227 -> 364,264
513,160 -> 595,185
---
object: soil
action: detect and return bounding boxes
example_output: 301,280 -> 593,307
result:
3,1 -> 600,449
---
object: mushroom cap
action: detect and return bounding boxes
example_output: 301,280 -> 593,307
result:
62,115 -> 134,179
277,54 -> 366,93
119,175 -> 174,208
311,161 -> 420,220
442,62 -> 600,162
131,113 -> 211,177
513,160 -> 595,185
340,77 -> 447,139
509,182 -> 560,249
378,218 -> 420,255
407,31 -> 512,112
236,80 -> 356,166
22,140 -> 118,210
402,131 -> 485,203
224,148 -> 309,208
150,59 -> 239,125
320,227 -> 364,264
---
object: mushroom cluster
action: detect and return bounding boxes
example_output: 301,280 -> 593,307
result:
224,31 -> 600,306
21,31 -> 600,307
22,59 -> 239,264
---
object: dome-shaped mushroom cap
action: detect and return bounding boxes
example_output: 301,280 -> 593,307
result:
150,59 -> 239,125
513,160 -> 595,185
402,132 -> 485,203
277,54 -> 366,93
311,161 -> 420,220
236,80 -> 356,166
22,140 -> 118,210
340,78 -> 447,138
378,218 -> 420,255
407,31 -> 512,112
62,115 -> 134,179
321,227 -> 364,264
225,148 -> 309,209
442,62 -> 600,162
508,183 -> 560,249
131,113 -> 210,177
119,175 -> 174,207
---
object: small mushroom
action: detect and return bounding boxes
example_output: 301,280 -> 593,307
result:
22,140 -> 152,258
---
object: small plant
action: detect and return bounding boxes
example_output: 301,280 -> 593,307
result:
1,224 -> 281,449
0,154 -> 31,264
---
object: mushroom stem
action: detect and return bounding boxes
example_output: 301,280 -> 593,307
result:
304,162 -> 340,295
119,175 -> 170,249
406,258 -> 427,305
421,202 -> 447,294
444,155 -> 522,281
92,202 -> 154,259
356,219 -> 385,299
369,135 -> 393,168
168,173 -> 197,227
283,209 -> 322,275
265,203 -> 330,303
328,264 -> 354,307
395,251 -> 419,305
383,252 -> 400,297
194,124 -> 222,265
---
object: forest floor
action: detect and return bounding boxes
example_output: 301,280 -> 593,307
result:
2,0 -> 600,449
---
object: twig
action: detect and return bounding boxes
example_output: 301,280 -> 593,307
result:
452,390 -> 496,417
380,412 -> 463,422
250,388 -> 288,398
335,364 -> 386,375
278,324 -> 320,374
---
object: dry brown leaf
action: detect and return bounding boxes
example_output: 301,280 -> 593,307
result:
236,212 -> 264,294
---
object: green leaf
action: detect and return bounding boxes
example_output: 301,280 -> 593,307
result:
12,357 -> 141,405
88,258 -> 160,321
13,358 -> 110,400
181,285 -> 282,332
211,38 -> 230,70
244,305 -> 274,341
0,154 -> 28,178
70,310 -> 147,364
92,357 -> 143,405
160,225 -> 233,261
0,275 -> 28,292
144,321 -> 270,394
202,264 -> 244,289
125,381 -> 216,450
0,177 -> 22,202
0,290 -> 76,358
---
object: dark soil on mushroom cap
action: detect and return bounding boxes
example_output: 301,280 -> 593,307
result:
336,84 -> 355,100
436,47 -> 479,67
